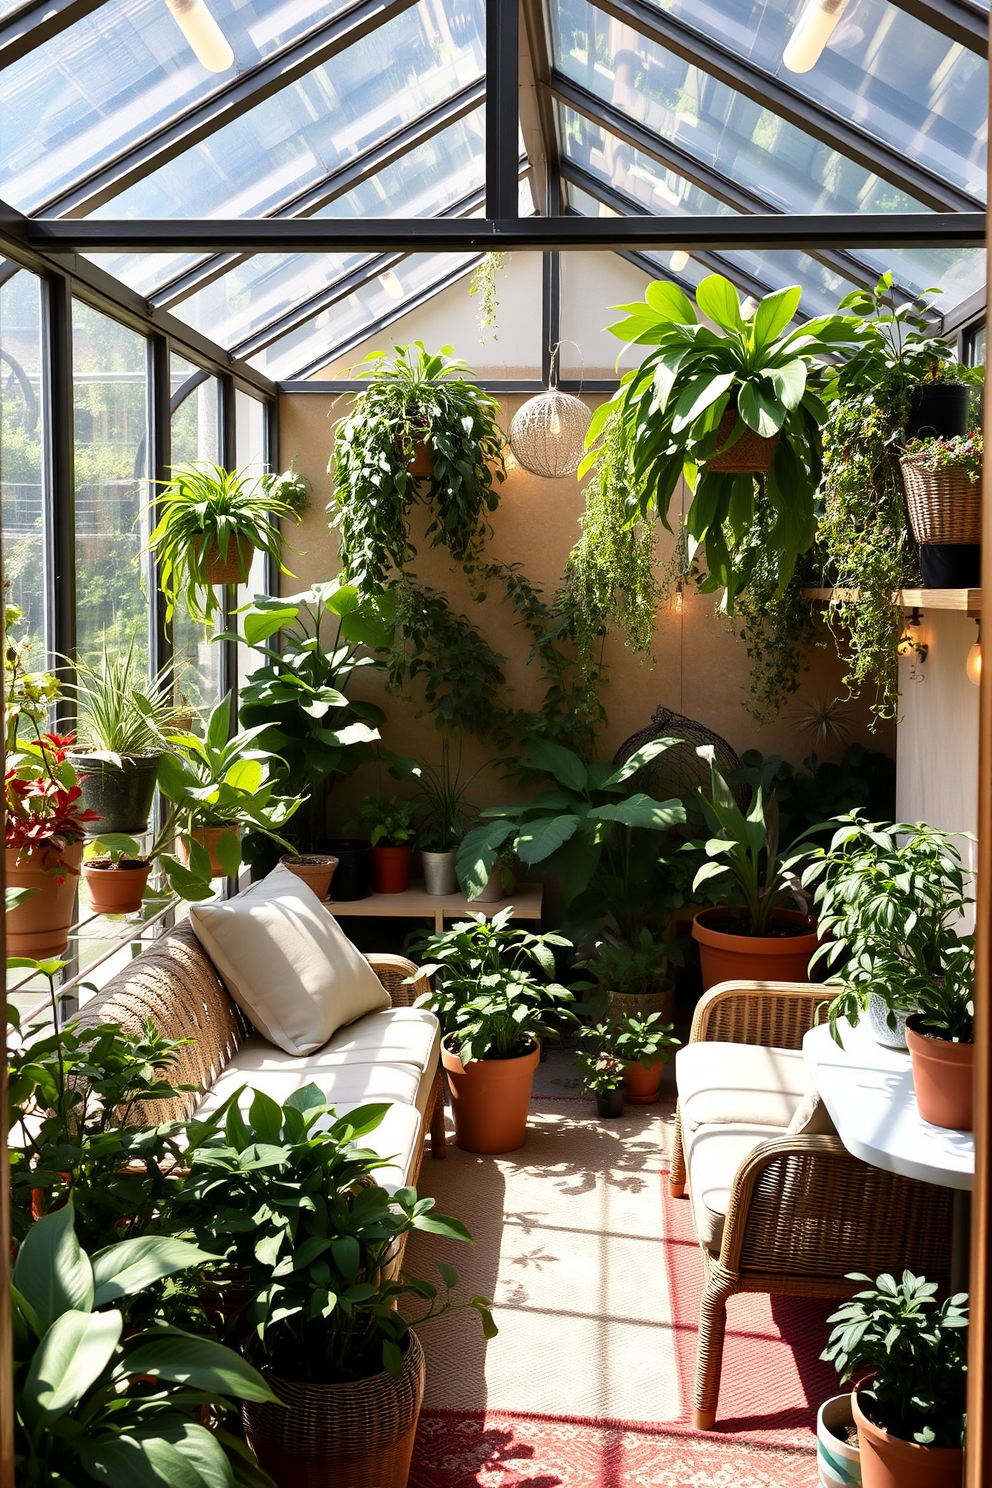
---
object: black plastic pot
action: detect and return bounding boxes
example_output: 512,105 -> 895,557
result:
70,753 -> 161,835
920,543 -> 982,588
907,382 -> 971,440
321,837 -> 374,901
595,1086 -> 625,1119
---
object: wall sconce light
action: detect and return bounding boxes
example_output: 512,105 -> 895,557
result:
165,0 -> 234,72
897,606 -> 928,665
967,622 -> 981,686
783,0 -> 849,73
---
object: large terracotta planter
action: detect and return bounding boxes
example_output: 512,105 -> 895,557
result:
83,858 -> 152,915
692,907 -> 819,991
279,852 -> 338,902
195,534 -> 255,586
441,1037 -> 540,1153
244,1330 -> 425,1488
372,844 -> 411,894
6,842 -> 83,958
177,824 -> 241,878
623,1057 -> 668,1104
817,1392 -> 862,1488
852,1389 -> 962,1488
906,1015 -> 974,1131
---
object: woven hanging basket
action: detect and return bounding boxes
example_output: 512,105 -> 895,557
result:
613,706 -> 747,812
243,1330 -> 425,1488
707,409 -> 779,475
195,534 -> 255,586
509,390 -> 591,478
899,452 -> 982,545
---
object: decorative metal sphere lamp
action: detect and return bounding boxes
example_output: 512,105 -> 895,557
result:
508,380 -> 591,480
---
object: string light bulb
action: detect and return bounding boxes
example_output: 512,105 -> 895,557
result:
669,250 -> 689,272
165,0 -> 233,72
968,623 -> 982,686
783,0 -> 849,74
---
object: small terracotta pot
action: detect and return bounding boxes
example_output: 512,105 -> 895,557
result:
83,859 -> 152,915
906,1015 -> 974,1131
279,853 -> 338,902
6,842 -> 83,958
195,533 -> 255,586
692,907 -> 819,991
622,1057 -> 667,1104
372,844 -> 411,894
852,1389 -> 962,1488
441,1037 -> 540,1153
177,824 -> 241,878
408,439 -> 433,477
707,408 -> 780,474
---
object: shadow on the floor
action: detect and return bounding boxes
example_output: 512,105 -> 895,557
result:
705,1291 -> 837,1436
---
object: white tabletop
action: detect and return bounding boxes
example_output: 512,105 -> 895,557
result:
803,1019 -> 974,1191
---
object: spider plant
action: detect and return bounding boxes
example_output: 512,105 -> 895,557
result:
148,463 -> 297,623
66,640 -> 177,764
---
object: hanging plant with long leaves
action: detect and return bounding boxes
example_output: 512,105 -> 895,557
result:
328,343 -> 507,590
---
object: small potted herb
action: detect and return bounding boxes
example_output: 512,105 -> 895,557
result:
573,1040 -> 627,1118
352,794 -> 417,893
821,1270 -> 967,1488
610,1010 -> 680,1104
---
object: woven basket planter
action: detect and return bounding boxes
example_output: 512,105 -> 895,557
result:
605,980 -> 676,1025
707,409 -> 779,475
243,1331 -> 425,1488
899,452 -> 982,545
194,534 -> 255,586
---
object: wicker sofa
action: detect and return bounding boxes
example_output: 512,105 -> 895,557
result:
671,979 -> 953,1430
77,920 -> 447,1192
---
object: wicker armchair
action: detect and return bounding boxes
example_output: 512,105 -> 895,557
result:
672,980 -> 953,1430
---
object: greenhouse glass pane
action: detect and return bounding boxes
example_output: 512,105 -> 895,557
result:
647,0 -> 986,202
855,247 -> 986,307
234,388 -> 269,688
72,301 -> 151,670
0,0 -> 355,212
253,251 -> 476,378
86,253 -> 212,299
90,0 -> 485,220
170,353 -> 223,720
0,266 -> 49,667
550,0 -> 929,215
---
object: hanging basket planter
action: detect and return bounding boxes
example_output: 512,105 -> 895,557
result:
707,409 -> 779,475
509,390 -> 591,478
899,453 -> 982,546
194,534 -> 255,586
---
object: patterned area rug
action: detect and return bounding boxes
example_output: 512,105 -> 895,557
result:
406,1091 -> 834,1487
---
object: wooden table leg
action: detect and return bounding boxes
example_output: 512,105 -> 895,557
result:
952,1189 -> 972,1294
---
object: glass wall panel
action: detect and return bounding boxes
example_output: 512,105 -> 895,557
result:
0,266 -> 49,666
234,389 -> 269,690
72,301 -> 151,670
169,353 -> 222,723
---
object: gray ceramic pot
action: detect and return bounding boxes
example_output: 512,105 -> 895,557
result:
71,753 -> 161,836
867,990 -> 911,1050
421,849 -> 457,896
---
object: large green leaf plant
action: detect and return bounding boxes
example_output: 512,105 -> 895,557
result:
581,275 -> 860,608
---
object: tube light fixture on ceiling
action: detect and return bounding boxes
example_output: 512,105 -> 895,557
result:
669,250 -> 689,272
378,269 -> 404,301
165,0 -> 234,71
783,0 -> 849,74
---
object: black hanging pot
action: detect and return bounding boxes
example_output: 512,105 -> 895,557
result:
70,753 -> 161,835
321,837 -> 374,901
920,544 -> 982,588
907,383 -> 971,440
595,1086 -> 625,1119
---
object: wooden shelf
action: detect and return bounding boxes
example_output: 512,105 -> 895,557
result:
326,882 -> 544,934
801,587 -> 982,617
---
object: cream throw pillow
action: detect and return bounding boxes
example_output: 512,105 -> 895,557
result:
189,864 -> 390,1055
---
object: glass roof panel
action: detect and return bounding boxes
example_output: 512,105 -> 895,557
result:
648,0 -> 986,202
0,0 -> 356,212
88,0 -> 485,220
85,251 -> 212,299
252,250 -> 475,378
551,0 -> 929,214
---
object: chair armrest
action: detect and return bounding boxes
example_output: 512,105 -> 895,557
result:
365,953 -> 429,1009
689,980 -> 831,1049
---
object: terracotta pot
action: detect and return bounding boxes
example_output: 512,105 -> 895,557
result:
408,439 -> 433,477
817,1392 -> 862,1488
194,533 -> 255,586
692,906 -> 819,991
279,853 -> 339,902
707,408 -> 780,474
852,1389 -> 962,1488
441,1037 -> 540,1153
83,858 -> 152,915
906,1014 -> 974,1131
372,844 -> 411,894
6,842 -> 82,958
606,979 -> 676,1025
244,1330 -> 425,1488
177,824 -> 241,878
623,1056 -> 667,1104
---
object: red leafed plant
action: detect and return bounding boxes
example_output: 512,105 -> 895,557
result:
5,733 -> 101,878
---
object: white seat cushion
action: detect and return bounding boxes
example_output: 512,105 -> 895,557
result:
188,864 -> 390,1056
685,1122 -> 783,1253
320,1007 -> 440,1078
676,1042 -> 812,1133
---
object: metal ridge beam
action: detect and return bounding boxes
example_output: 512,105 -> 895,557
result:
889,0 -> 988,53
29,213 -> 985,252
0,0 -> 106,70
586,0 -> 984,213
34,0 -> 421,219
486,0 -> 519,218
149,81 -> 486,310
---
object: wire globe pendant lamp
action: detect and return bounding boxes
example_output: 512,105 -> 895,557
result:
508,348 -> 591,479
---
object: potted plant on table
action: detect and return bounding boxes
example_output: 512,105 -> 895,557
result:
414,738 -> 480,896
171,1084 -> 495,1488
413,907 -> 576,1153
149,461 -> 298,622
690,746 -> 817,989
821,1270 -> 967,1488
353,793 -> 417,893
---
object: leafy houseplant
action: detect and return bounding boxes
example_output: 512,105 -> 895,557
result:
573,1042 -> 627,1118
264,462 -> 312,516
3,601 -> 61,752
149,462 -> 297,622
407,737 -> 481,896
609,1009 -> 680,1103
582,275 -> 859,609
690,746 -> 817,989
353,792 -> 417,893
11,1199 -> 278,1488
328,342 -> 506,590
822,1271 -> 967,1485
413,907 -> 576,1152
578,929 -> 676,1023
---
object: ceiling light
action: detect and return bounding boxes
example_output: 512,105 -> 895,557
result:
669,250 -> 689,272
165,0 -> 234,72
378,269 -> 404,301
783,0 -> 849,74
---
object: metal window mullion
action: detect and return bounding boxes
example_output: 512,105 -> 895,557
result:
888,0 -> 988,53
487,0 -> 520,219
263,397 -> 278,600
0,0 -> 106,71
149,334 -> 172,682
46,273 -> 75,722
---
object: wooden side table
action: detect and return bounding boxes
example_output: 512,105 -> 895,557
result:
327,882 -> 544,935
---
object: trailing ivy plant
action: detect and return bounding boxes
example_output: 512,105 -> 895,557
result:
328,343 -> 507,590
469,252 -> 506,342
734,533 -> 820,723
